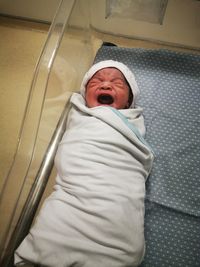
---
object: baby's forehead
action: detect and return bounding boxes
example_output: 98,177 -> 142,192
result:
91,67 -> 126,79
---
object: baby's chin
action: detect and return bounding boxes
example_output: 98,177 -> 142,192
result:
92,101 -> 127,109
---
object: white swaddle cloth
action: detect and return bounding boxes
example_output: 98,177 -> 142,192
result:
15,93 -> 153,267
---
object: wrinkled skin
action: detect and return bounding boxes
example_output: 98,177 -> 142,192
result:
85,67 -> 131,109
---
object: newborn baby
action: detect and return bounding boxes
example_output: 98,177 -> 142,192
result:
84,64 -> 133,109
15,60 -> 154,267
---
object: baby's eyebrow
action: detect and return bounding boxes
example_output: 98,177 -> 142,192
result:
111,77 -> 125,82
89,77 -> 102,82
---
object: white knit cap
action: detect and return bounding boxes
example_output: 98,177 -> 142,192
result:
80,60 -> 139,108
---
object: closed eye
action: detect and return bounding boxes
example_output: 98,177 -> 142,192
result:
112,79 -> 125,87
113,82 -> 124,86
87,78 -> 103,86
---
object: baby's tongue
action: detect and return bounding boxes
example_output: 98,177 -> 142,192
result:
98,94 -> 114,104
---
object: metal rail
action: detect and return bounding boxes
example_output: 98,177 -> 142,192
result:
1,100 -> 71,267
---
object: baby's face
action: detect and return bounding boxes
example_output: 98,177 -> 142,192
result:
85,67 -> 130,109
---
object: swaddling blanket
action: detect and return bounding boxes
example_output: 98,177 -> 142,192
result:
15,93 -> 153,267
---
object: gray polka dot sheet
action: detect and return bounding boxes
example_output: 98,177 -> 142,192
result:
94,45 -> 200,267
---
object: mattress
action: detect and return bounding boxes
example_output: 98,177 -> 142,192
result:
94,44 -> 200,267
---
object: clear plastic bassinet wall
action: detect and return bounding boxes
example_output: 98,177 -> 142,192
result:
0,0 -> 98,264
0,0 -> 199,266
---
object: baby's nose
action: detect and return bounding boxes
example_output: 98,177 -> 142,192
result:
100,81 -> 112,90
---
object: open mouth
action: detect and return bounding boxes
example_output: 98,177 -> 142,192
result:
97,94 -> 114,105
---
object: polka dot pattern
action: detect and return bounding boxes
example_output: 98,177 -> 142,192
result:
143,201 -> 200,267
95,46 -> 200,266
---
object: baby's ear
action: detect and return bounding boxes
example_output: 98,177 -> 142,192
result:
125,100 -> 131,109
127,89 -> 133,108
